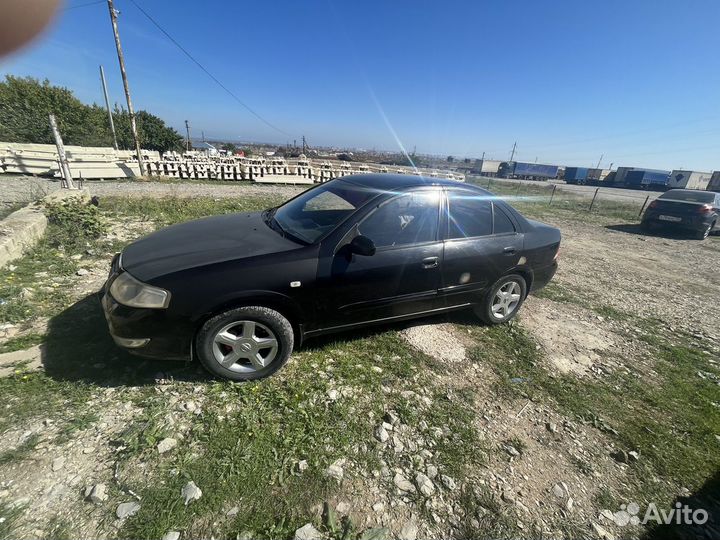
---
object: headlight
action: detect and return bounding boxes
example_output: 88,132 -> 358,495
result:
109,271 -> 170,309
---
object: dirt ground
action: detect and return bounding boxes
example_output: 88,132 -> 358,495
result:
0,182 -> 718,539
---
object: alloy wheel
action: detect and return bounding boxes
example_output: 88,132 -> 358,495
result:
491,281 -> 522,320
211,320 -> 279,373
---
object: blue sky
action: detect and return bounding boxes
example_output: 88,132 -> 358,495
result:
1,0 -> 719,171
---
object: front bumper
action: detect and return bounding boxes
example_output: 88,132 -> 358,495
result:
102,256 -> 193,360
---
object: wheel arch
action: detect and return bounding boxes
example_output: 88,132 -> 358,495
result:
510,267 -> 533,297
191,291 -> 305,345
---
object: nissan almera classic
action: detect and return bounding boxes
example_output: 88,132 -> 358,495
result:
102,174 -> 560,381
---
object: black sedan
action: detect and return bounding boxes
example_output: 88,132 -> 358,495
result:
102,174 -> 560,381
641,189 -> 720,239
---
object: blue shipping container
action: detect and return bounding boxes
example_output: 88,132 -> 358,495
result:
624,169 -> 670,188
564,167 -> 589,183
513,162 -> 559,179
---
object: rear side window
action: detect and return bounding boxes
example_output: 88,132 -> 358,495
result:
447,191 -> 492,238
493,204 -> 516,234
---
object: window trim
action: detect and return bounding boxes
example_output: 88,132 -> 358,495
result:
443,188 -> 519,242
355,188 -> 443,251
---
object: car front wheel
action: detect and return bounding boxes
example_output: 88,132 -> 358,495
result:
196,306 -> 294,381
475,274 -> 527,325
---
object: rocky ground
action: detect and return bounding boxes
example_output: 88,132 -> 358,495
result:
0,181 -> 718,539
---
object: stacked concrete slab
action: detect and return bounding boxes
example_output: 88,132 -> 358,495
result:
0,142 -> 159,179
0,142 -> 465,184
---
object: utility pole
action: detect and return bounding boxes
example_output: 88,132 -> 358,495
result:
49,114 -> 75,189
596,153 -> 604,169
99,65 -> 118,150
185,120 -> 191,151
107,0 -> 144,175
510,141 -> 517,161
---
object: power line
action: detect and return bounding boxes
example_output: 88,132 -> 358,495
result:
126,0 -> 291,138
63,0 -> 105,11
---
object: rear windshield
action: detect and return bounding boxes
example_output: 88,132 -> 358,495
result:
659,191 -> 714,203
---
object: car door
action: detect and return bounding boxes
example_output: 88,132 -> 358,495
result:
439,189 -> 524,307
315,188 -> 443,328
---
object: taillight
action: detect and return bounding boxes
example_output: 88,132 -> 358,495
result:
698,204 -> 713,214
648,200 -> 658,209
554,246 -> 561,261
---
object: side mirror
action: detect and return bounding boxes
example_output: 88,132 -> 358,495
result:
349,235 -> 376,256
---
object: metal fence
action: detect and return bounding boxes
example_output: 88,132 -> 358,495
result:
469,176 -> 654,220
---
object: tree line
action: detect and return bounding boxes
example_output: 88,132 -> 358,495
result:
0,75 -> 184,153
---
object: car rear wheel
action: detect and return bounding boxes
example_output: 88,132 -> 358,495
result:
475,274 -> 527,325
196,306 -> 294,381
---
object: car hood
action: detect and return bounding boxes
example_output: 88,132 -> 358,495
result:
121,212 -> 302,282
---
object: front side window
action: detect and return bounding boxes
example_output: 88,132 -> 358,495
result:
359,191 -> 440,248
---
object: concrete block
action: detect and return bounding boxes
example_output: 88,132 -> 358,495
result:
0,205 -> 47,269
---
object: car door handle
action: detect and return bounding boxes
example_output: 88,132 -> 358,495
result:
422,256 -> 439,269
503,246 -> 516,255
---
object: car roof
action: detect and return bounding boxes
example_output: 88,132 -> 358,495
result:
339,173 -> 488,193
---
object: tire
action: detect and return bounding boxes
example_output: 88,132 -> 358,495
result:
474,274 -> 528,325
195,306 -> 294,381
695,221 -> 714,240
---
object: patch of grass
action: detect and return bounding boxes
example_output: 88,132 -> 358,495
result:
55,411 -> 100,444
44,199 -> 107,248
531,282 -> 582,305
455,485 -> 528,539
99,194 -> 283,228
0,501 -> 25,539
422,388 -> 486,477
594,486 -> 618,510
592,304 -> 631,321
44,515 -> 73,540
119,334 -> 404,539
0,332 -> 45,354
0,373 -> 94,434
114,398 -> 170,459
571,454 -> 595,476
465,314 -> 720,509
0,433 -> 40,465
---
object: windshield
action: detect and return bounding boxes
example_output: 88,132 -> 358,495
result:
270,181 -> 379,243
660,191 -> 714,203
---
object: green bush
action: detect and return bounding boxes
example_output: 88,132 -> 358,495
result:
43,199 -> 107,244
